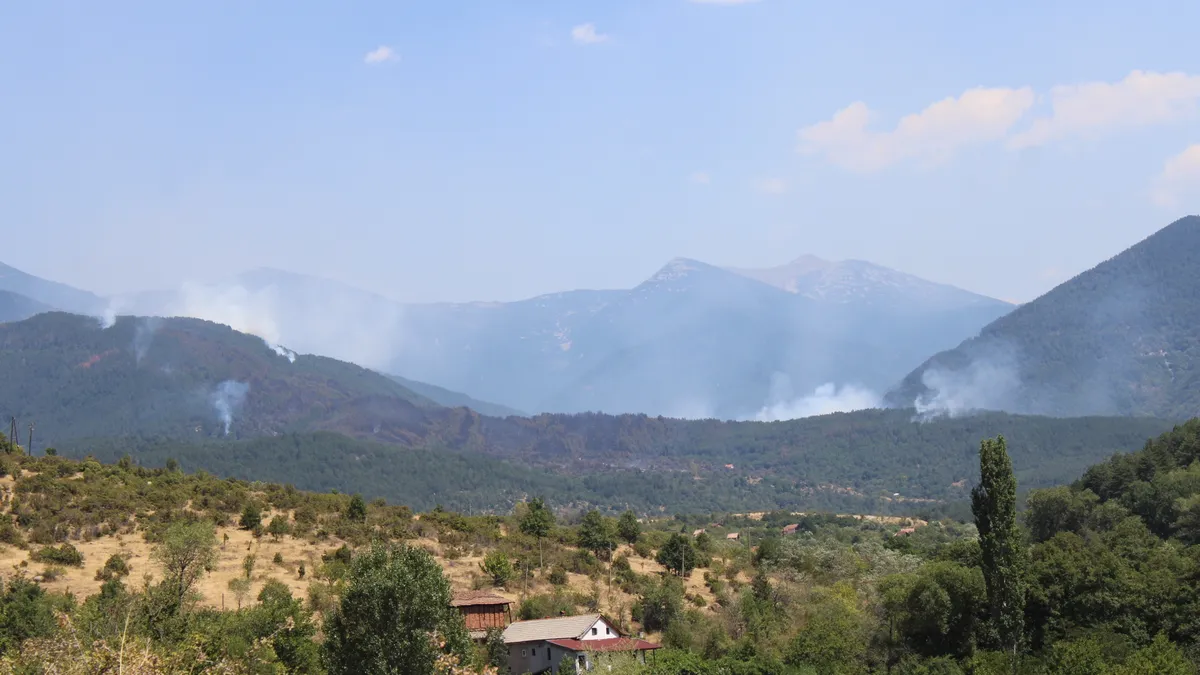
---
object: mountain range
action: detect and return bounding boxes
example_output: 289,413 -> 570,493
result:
887,215 -> 1200,420
107,255 -> 1013,419
0,311 -> 1174,512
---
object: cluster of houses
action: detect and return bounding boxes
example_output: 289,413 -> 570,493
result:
452,591 -> 661,674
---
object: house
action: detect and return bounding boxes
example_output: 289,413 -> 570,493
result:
451,591 -> 513,642
725,532 -> 740,540
692,528 -> 705,537
894,527 -> 917,537
781,523 -> 800,535
502,613 -> 660,674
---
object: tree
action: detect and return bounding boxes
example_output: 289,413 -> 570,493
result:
228,577 -> 251,609
240,503 -> 262,531
322,541 -> 471,674
267,515 -> 291,540
346,494 -> 368,524
519,497 -> 555,571
972,435 -> 1026,672
617,510 -> 641,545
254,579 -> 322,674
578,510 -> 617,560
480,550 -> 514,587
152,520 -> 218,611
656,533 -> 697,577
484,628 -> 508,671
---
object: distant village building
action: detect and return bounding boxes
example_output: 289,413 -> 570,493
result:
502,613 -> 660,674
451,591 -> 513,641
725,532 -> 740,540
692,528 -> 706,537
894,527 -> 917,537
781,523 -> 800,535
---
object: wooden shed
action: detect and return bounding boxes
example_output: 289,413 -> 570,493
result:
452,591 -> 514,641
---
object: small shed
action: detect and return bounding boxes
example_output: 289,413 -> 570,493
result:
725,532 -> 740,540
452,590 -> 513,641
781,523 -> 800,535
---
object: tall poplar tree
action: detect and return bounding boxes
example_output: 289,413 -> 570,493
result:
971,435 -> 1026,672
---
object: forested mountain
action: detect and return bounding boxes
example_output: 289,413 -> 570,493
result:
119,256 -> 1012,419
0,260 -> 104,315
888,215 -> 1200,419
0,290 -> 51,323
0,311 -> 1175,511
385,373 -> 526,418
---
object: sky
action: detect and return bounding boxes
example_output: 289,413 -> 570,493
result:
2,0 -> 1199,305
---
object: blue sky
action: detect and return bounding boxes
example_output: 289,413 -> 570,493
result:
2,0 -> 1199,304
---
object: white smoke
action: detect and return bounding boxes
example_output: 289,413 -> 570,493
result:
131,277 -> 406,369
133,317 -> 162,364
912,354 -> 1021,421
210,380 -> 250,436
173,282 -> 292,357
750,373 -> 880,421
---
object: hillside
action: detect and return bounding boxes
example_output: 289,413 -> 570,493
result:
0,290 -> 51,323
0,311 -> 1177,512
726,255 -> 1009,312
887,215 -> 1200,419
0,260 -> 104,315
0,421 -> 1198,672
386,373 -> 527,418
0,312 -> 440,442
115,257 -> 1012,419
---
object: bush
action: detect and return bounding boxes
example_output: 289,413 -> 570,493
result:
95,553 -> 130,581
31,544 -> 83,567
273,552 -> 285,565
480,550 -> 514,587
548,566 -> 568,586
240,504 -> 262,530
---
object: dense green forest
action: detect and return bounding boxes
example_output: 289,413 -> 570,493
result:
890,214 -> 1200,419
1,312 -> 1179,513
4,420 -> 1200,671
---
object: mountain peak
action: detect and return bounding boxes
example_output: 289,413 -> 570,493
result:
724,257 -> 1007,311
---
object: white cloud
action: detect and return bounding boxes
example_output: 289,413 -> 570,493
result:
755,177 -> 787,194
690,171 -> 711,184
1009,70 -> 1200,149
798,86 -> 1035,173
363,46 -> 398,65
571,23 -> 609,45
1151,143 -> 1200,208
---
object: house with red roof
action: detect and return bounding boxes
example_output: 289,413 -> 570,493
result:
502,613 -> 660,674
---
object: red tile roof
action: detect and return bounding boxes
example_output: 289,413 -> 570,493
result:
545,638 -> 661,652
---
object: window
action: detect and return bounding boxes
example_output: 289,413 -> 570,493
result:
532,648 -> 537,657
591,627 -> 597,636
521,649 -> 526,657
605,626 -> 611,635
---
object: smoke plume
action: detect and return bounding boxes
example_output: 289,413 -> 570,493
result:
210,380 -> 250,436
912,346 -> 1021,421
133,317 -> 162,364
750,373 -> 880,421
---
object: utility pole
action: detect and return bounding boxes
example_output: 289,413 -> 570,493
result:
27,423 -> 33,456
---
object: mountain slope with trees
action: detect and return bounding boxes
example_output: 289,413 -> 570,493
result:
0,310 -> 1177,511
0,290 -> 51,323
116,256 -> 1013,419
888,215 -> 1200,419
0,261 -> 104,315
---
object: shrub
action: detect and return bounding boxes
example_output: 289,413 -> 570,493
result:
240,504 -> 262,530
31,543 -> 84,567
273,552 -> 284,565
480,550 -> 514,587
95,553 -> 131,581
548,566 -> 568,586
